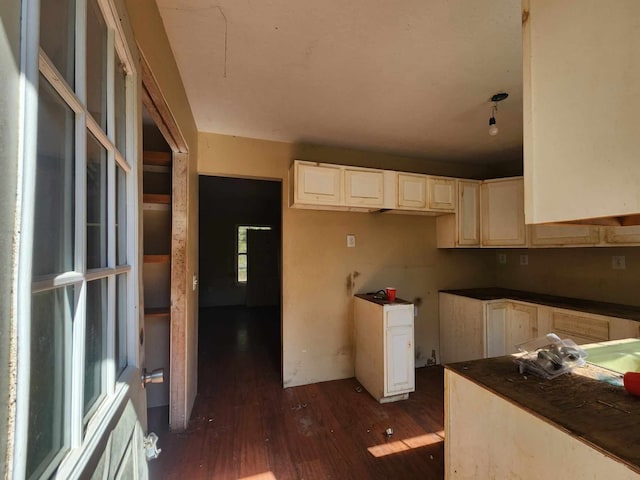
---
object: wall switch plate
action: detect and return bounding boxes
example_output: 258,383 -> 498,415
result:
520,254 -> 528,266
612,255 -> 626,270
497,253 -> 507,264
347,234 -> 356,248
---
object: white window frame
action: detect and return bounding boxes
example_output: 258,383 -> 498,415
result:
14,0 -> 141,478
236,225 -> 273,284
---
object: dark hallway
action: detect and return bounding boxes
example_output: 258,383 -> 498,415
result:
149,305 -> 446,480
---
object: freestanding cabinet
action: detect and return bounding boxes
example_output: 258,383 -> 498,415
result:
354,294 -> 415,403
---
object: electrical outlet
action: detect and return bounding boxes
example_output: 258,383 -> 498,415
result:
347,234 -> 356,248
612,255 -> 626,270
520,254 -> 528,266
497,253 -> 507,265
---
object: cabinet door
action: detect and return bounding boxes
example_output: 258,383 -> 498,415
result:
507,304 -> 538,354
458,180 -> 481,246
530,224 -> 601,246
485,302 -> 508,358
344,167 -> 384,207
552,310 -> 610,344
481,177 -> 527,247
608,317 -> 640,340
427,176 -> 456,211
397,173 -> 427,209
439,293 -> 485,363
603,226 -> 640,245
385,308 -> 414,395
523,0 -> 640,224
295,162 -> 342,205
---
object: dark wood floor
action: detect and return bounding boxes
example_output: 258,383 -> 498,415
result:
149,306 -> 445,479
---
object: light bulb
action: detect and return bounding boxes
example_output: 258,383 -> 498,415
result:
488,116 -> 498,136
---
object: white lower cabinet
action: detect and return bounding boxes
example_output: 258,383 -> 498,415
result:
354,296 -> 415,403
485,302 -> 538,357
440,292 -> 639,364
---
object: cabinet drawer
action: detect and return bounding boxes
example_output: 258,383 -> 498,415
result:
386,307 -> 413,328
552,311 -> 609,342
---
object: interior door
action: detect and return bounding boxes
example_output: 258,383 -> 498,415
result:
245,229 -> 280,307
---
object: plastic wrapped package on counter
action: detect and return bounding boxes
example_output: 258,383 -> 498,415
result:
513,333 -> 587,379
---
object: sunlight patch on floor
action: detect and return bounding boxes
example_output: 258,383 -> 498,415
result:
367,431 -> 445,458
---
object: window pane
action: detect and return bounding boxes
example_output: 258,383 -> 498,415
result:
114,59 -> 127,153
86,0 -> 107,130
40,0 -> 75,87
87,133 -> 108,269
27,287 -> 73,479
238,254 -> 247,283
116,164 -> 127,265
84,279 -> 107,422
115,274 -> 128,375
33,76 -> 75,277
238,227 -> 247,254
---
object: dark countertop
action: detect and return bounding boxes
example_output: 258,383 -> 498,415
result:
446,357 -> 640,473
355,293 -> 412,306
441,287 -> 640,322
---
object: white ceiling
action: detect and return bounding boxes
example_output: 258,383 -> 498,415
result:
156,0 -> 523,166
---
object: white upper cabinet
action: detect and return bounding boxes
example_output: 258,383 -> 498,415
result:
603,225 -> 640,245
436,179 -> 481,248
344,167 -> 384,207
530,224 -> 601,247
523,0 -> 640,224
457,180 -> 481,246
481,177 -> 527,247
397,173 -> 427,209
292,161 -> 342,206
427,176 -> 456,211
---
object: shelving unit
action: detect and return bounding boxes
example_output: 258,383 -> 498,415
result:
142,150 -> 172,409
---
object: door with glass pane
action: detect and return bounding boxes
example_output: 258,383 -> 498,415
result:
16,0 -> 149,478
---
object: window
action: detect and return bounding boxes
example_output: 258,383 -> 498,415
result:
19,0 -> 137,477
237,226 -> 272,283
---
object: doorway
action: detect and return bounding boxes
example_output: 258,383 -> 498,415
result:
198,176 -> 283,382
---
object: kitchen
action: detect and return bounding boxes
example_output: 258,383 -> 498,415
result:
3,0 -> 639,478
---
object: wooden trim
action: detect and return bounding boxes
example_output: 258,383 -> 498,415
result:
143,151 -> 171,167
140,54 -> 187,153
143,193 -> 170,204
143,254 -> 170,264
144,307 -> 170,317
140,51 -> 192,431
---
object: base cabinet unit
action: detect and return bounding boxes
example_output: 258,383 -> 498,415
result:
440,290 -> 640,365
445,369 -> 640,480
439,293 -> 485,363
354,295 -> 415,403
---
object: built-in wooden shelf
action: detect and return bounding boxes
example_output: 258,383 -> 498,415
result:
144,254 -> 170,264
144,307 -> 170,318
143,193 -> 171,205
143,151 -> 171,167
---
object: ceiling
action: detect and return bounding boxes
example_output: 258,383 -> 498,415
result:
156,0 -> 523,166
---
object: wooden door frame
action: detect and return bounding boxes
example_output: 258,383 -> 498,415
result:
139,53 -> 191,430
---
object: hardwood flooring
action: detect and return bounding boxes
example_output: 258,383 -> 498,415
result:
148,306 -> 445,480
